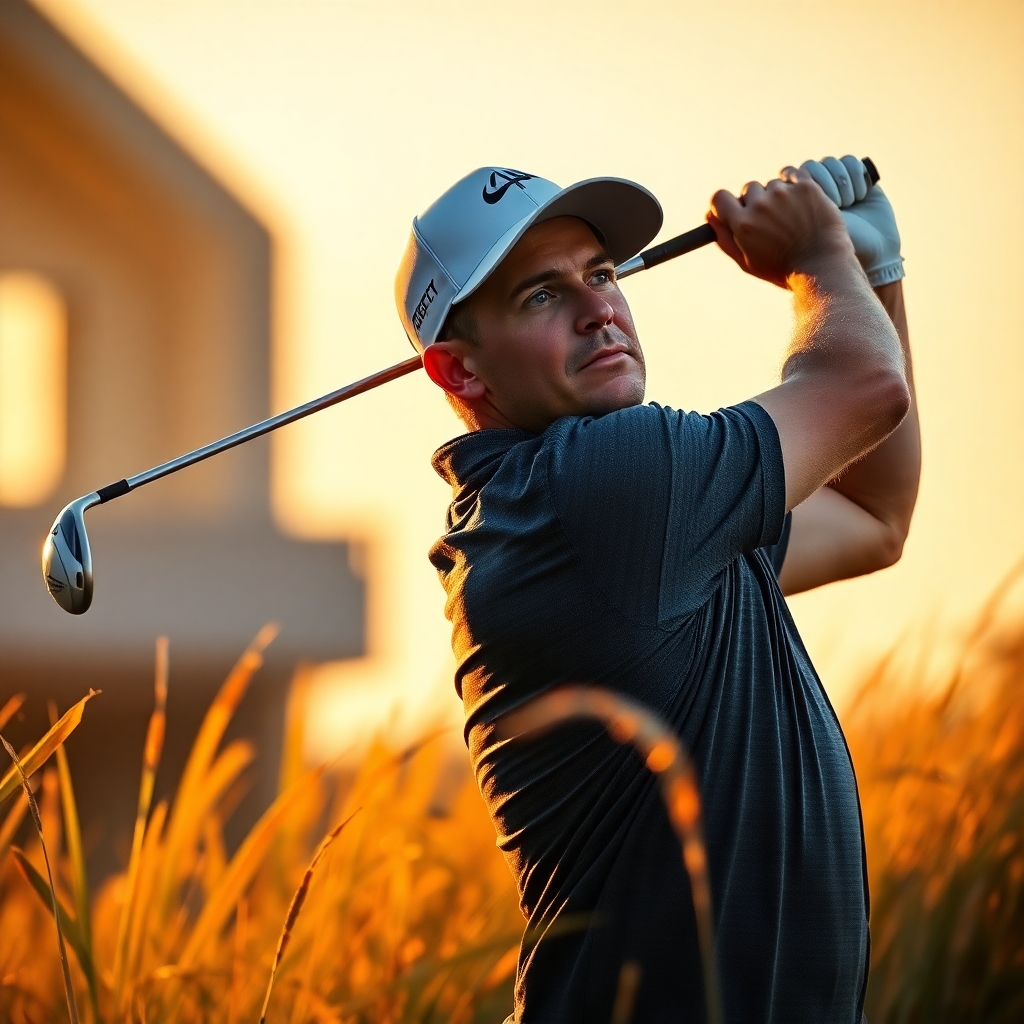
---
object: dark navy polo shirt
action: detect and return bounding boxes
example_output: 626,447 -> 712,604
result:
430,401 -> 868,1024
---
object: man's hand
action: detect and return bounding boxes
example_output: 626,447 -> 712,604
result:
706,167 -> 857,288
801,156 -> 905,287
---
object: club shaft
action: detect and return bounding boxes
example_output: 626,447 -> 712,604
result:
91,154 -> 882,505
96,355 -> 423,501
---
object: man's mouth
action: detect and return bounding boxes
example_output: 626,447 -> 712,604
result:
580,343 -> 630,370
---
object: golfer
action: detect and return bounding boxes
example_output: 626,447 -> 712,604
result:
395,158 -> 918,1022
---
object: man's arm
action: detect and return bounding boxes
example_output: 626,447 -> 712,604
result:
708,167 -> 911,517
778,281 -> 920,594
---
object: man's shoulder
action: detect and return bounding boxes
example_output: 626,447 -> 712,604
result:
547,400 -> 780,466
545,402 -> 682,452
430,407 -> 677,492
431,401 -> 774,499
542,399 -> 781,520
546,401 -> 765,444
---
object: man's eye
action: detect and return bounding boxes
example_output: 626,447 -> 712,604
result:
527,289 -> 552,307
591,269 -> 613,285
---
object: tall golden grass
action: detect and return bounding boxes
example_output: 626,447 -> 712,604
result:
0,627 -> 522,1023
847,568 -> 1024,1023
2,566 -> 1023,1022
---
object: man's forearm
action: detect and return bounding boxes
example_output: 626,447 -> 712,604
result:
785,261 -> 903,384
824,280 -> 921,545
764,259 -> 910,506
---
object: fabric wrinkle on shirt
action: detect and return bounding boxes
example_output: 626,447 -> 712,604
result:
430,401 -> 869,1024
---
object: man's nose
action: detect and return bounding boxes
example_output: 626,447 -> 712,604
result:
575,290 -> 615,335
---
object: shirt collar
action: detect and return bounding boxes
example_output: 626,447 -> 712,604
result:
431,428 -> 536,494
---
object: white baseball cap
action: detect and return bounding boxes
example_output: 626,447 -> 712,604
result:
395,167 -> 662,352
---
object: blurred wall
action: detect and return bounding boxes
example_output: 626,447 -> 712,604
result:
0,0 -> 366,877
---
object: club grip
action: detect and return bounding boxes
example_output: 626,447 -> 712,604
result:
638,223 -> 717,271
634,156 -> 880,273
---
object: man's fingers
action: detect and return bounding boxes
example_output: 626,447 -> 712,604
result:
822,156 -> 855,207
707,189 -> 748,267
840,155 -> 869,202
706,210 -> 745,265
709,188 -> 745,225
740,180 -> 767,206
779,166 -> 815,186
801,159 -> 842,206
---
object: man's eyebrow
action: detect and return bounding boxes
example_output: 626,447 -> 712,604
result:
508,251 -> 616,301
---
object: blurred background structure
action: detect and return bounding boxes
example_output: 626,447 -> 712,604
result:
0,0 -> 1022,874
0,0 -> 365,876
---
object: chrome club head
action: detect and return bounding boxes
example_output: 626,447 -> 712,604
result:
41,493 -> 100,614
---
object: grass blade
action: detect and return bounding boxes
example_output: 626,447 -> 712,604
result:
123,799 -> 169,1000
0,691 -> 98,809
227,896 -> 248,1024
10,847 -> 98,1011
177,623 -> 278,806
0,693 -> 25,733
157,623 -> 277,923
48,701 -> 99,1024
176,764 -> 324,970
259,811 -> 357,1023
1,736 -> 80,1024
113,636 -> 169,1013
0,791 -> 28,863
278,664 -> 312,796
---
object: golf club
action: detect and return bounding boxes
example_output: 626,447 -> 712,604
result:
41,157 -> 880,614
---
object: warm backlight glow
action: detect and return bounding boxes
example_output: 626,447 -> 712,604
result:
0,272 -> 67,507
32,0 -> 1024,751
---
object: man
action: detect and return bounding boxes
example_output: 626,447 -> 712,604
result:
395,158 -> 919,1022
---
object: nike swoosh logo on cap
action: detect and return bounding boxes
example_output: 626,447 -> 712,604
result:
481,168 -> 534,205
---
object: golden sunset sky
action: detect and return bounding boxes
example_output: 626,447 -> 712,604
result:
35,0 -> 1024,755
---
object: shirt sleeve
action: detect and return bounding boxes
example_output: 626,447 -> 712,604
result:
762,511 -> 793,578
546,401 -> 787,625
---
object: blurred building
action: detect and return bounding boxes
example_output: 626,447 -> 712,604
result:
0,0 -> 365,874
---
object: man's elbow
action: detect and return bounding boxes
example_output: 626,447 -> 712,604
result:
860,369 -> 911,448
876,370 -> 912,434
874,525 -> 907,570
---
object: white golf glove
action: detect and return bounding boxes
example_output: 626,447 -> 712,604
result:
801,155 -> 904,287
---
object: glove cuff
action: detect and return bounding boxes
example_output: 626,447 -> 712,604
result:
868,258 -> 905,288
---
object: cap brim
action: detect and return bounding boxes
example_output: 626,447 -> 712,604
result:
452,176 -> 663,305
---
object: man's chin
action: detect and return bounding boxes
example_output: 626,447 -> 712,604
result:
581,374 -> 646,417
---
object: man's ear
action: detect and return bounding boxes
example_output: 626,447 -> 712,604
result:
422,342 -> 487,401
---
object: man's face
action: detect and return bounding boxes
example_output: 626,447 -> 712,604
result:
447,216 -> 646,432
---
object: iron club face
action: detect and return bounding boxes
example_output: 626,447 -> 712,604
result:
42,493 -> 100,614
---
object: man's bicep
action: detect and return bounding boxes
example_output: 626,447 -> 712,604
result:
778,486 -> 903,595
754,367 -> 910,514
753,378 -> 856,512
